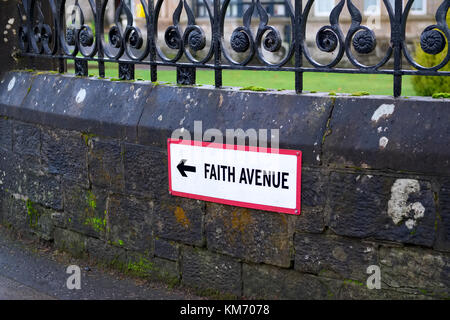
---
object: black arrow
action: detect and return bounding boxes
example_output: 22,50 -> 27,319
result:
177,159 -> 196,177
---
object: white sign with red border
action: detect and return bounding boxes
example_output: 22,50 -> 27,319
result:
167,139 -> 302,215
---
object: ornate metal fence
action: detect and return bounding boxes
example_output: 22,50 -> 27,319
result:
16,0 -> 450,96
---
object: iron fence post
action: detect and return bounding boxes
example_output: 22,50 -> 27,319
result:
148,0 -> 157,82
214,0 -> 222,88
95,0 -> 105,78
393,0 -> 403,97
294,0 -> 303,94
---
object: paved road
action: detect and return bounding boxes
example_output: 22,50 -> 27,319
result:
0,226 -> 200,300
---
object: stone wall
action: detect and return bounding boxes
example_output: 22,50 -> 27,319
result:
0,70 -> 449,299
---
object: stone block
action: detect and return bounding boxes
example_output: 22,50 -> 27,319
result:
27,202 -> 56,241
380,246 -> 450,298
322,97 -> 450,175
301,168 -> 328,208
137,86 -> 333,166
154,238 -> 179,261
294,233 -> 377,281
329,172 -> 436,246
154,196 -> 205,247
41,127 -> 88,185
181,246 -> 241,296
62,182 -> 108,239
149,257 -> 180,285
88,138 -> 124,192
86,237 -> 128,268
54,227 -> 87,258
123,143 -> 167,197
243,263 -> 330,299
12,121 -> 41,157
106,193 -> 153,252
1,192 -> 29,232
0,192 -> 55,239
206,203 -> 294,268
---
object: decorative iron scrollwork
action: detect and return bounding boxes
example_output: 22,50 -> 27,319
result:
119,63 -> 135,80
316,27 -> 338,53
177,66 -> 196,85
66,27 -> 76,46
302,0 -> 345,68
352,29 -> 376,54
165,26 -> 181,50
262,28 -> 281,53
420,29 -> 446,55
230,29 -> 250,53
187,29 -> 206,52
79,25 -> 94,47
126,27 -> 143,50
75,59 -> 88,76
108,26 -> 122,48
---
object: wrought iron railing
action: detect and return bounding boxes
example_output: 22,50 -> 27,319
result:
16,0 -> 450,97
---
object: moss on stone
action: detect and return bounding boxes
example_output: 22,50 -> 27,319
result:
343,279 -> 364,286
81,132 -> 96,146
84,216 -> 106,233
432,92 -> 450,99
86,190 -> 97,210
351,91 -> 370,96
240,86 -> 267,92
127,257 -> 154,277
26,199 -> 39,228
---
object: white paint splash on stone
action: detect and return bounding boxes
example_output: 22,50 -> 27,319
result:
411,202 -> 425,220
75,88 -> 86,103
7,76 -> 15,91
379,136 -> 389,149
371,104 -> 395,123
157,114 -> 163,121
8,18 -> 14,25
405,219 -> 416,230
387,179 -> 426,229
133,87 -> 141,99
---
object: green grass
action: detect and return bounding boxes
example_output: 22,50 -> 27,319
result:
67,61 -> 420,96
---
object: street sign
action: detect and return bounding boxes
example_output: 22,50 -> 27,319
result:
167,139 -> 302,215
